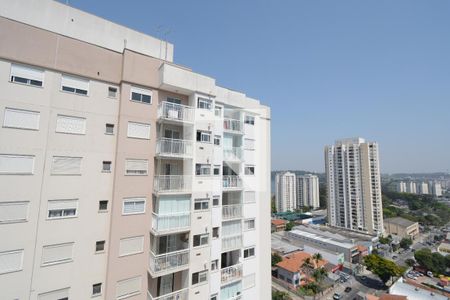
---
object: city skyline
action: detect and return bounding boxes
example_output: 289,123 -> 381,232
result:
67,0 -> 450,174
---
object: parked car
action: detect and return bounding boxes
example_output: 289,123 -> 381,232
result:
393,255 -> 398,259
345,287 -> 352,293
333,293 -> 342,300
427,271 -> 434,277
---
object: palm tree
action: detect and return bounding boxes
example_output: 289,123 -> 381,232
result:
301,257 -> 314,278
312,253 -> 323,267
312,268 -> 327,283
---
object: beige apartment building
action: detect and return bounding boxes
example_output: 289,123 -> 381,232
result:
0,1 -> 271,299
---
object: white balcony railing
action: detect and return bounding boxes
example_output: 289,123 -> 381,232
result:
223,176 -> 243,189
152,212 -> 190,233
221,264 -> 243,284
149,249 -> 189,275
147,288 -> 189,300
223,118 -> 243,133
158,101 -> 194,123
154,175 -> 191,193
222,235 -> 242,251
156,138 -> 193,157
222,204 -> 242,220
223,147 -> 242,161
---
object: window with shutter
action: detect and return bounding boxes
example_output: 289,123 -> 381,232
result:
56,115 -> 86,135
116,276 -> 142,299
244,138 -> 255,150
119,236 -> 144,257
61,74 -> 89,95
0,201 -> 29,224
125,159 -> 148,175
127,122 -> 151,139
38,288 -> 70,300
3,108 -> 40,130
0,249 -> 24,274
122,198 -> 146,215
47,199 -> 78,219
130,87 -> 152,104
244,219 -> 255,231
0,154 -> 34,174
51,156 -> 82,175
41,243 -> 74,266
10,64 -> 44,87
244,191 -> 256,203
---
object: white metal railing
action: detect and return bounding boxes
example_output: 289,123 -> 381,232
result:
223,147 -> 242,161
221,264 -> 243,284
149,249 -> 189,274
154,175 -> 191,193
147,288 -> 189,300
152,212 -> 190,232
158,101 -> 194,123
223,176 -> 243,189
223,118 -> 243,133
222,205 -> 242,220
156,138 -> 193,157
222,235 -> 242,251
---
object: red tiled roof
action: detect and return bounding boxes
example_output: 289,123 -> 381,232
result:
272,219 -> 288,226
276,251 -> 327,273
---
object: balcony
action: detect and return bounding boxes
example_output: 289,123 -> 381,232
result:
223,118 -> 243,133
222,235 -> 242,251
147,288 -> 189,300
158,101 -> 194,123
154,175 -> 191,193
222,204 -> 242,220
223,176 -> 243,190
221,264 -> 243,285
149,249 -> 190,276
156,138 -> 193,158
151,212 -> 190,233
223,147 -> 242,161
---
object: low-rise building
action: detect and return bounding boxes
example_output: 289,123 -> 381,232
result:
388,277 -> 447,300
272,219 -> 288,232
383,217 -> 419,240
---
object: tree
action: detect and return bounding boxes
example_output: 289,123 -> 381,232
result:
272,253 -> 282,266
363,254 -> 404,283
312,253 -> 323,267
271,195 -> 277,214
379,236 -> 391,245
400,237 -> 413,249
272,291 -> 290,300
312,268 -> 327,283
405,258 -> 416,267
285,221 -> 295,231
301,257 -> 314,277
414,248 -> 446,274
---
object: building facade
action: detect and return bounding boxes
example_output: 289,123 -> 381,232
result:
0,1 -> 271,299
396,181 -> 407,193
325,138 -> 383,235
417,182 -> 429,195
296,174 -> 320,209
275,172 -> 297,213
383,217 -> 419,240
406,181 -> 417,194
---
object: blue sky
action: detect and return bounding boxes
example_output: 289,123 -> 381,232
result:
70,0 -> 450,173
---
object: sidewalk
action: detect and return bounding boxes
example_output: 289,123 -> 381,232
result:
272,281 -> 304,300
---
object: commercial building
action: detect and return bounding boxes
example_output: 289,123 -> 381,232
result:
325,138 -> 384,235
296,174 -> 320,209
275,171 -> 297,212
0,1 -> 271,299
383,217 -> 419,240
388,278 -> 448,300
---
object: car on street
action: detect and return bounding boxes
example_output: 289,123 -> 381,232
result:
427,271 -> 434,277
333,293 -> 342,300
345,287 -> 352,293
393,255 -> 398,259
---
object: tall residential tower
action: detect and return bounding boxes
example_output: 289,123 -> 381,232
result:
325,138 -> 383,235
296,174 -> 320,209
275,172 -> 297,212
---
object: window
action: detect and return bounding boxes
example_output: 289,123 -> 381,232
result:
10,64 -> 44,87
196,130 -> 211,143
108,87 -> 118,98
212,196 -> 220,207
194,198 -> 209,211
0,154 -> 34,175
130,86 -> 152,104
213,165 -> 220,176
214,106 -> 222,117
211,259 -> 218,271
192,270 -> 208,285
116,276 -> 142,299
214,135 -> 221,146
167,97 -> 182,104
92,283 -> 102,296
61,74 -> 89,95
56,115 -> 86,135
127,122 -> 151,139
122,198 -> 146,215
193,233 -> 209,247
244,138 -> 255,150
99,200 -> 108,212
244,247 -> 255,258
0,201 -> 29,223
197,97 -> 212,110
119,236 -> 144,257
105,123 -> 114,134
102,161 -> 112,172
41,242 -> 74,266
244,219 -> 255,231
51,156 -> 81,175
244,115 -> 255,125
212,227 -> 219,238
196,164 -> 211,176
244,191 -> 256,203
95,241 -> 105,253
47,199 -> 78,219
125,159 -> 148,175
3,108 -> 40,130
244,165 -> 255,175
0,249 -> 23,274
38,288 -> 69,300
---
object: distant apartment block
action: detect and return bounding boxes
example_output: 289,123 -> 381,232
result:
325,138 -> 383,235
430,181 -> 443,197
296,174 -> 320,209
396,181 -> 407,193
275,172 -> 297,212
417,182 -> 429,195
0,1 -> 271,299
406,181 -> 417,194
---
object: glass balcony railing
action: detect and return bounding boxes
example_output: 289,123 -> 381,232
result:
222,234 -> 242,251
222,204 -> 242,220
223,176 -> 243,189
223,147 -> 242,161
147,288 -> 189,300
158,101 -> 194,123
221,264 -> 243,285
151,212 -> 190,233
154,175 -> 191,193
223,118 -> 243,133
156,138 -> 193,157
149,249 -> 190,275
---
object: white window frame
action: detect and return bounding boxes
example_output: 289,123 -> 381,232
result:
192,270 -> 208,285
244,165 -> 255,176
92,283 -> 103,296
108,86 -> 118,98
95,240 -> 106,253
0,201 -> 29,224
10,63 -> 44,87
122,198 -> 146,215
3,107 -> 40,130
41,242 -> 74,266
116,275 -> 142,299
61,74 -> 89,96
125,159 -> 148,176
244,138 -> 255,151
105,123 -> 114,135
194,198 -> 209,211
244,115 -> 255,125
196,164 -> 211,176
244,218 -> 256,231
243,246 -> 255,259
55,114 -> 86,135
193,233 -> 209,247
127,122 -> 151,140
214,135 -> 221,146
212,227 -> 219,239
212,196 -> 220,207
98,200 -> 108,212
197,97 -> 212,110
119,235 -> 144,257
244,191 -> 256,203
213,165 -> 220,176
102,161 -> 112,172
51,156 -> 82,175
47,199 -> 78,220
197,130 -> 211,143
130,86 -> 152,104
0,249 -> 24,274
214,105 -> 222,117
0,154 -> 35,175
211,259 -> 219,272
